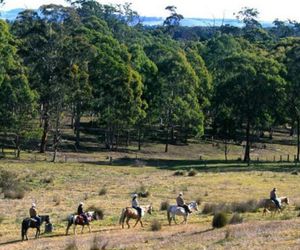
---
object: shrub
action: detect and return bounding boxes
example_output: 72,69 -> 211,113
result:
195,197 -> 202,206
4,187 -> 25,199
173,170 -> 185,176
230,199 -> 259,213
229,213 -> 243,225
202,202 -> 230,215
291,171 -> 298,175
188,169 -> 197,177
150,219 -> 162,231
135,185 -> 150,198
40,176 -> 54,184
99,187 -> 107,196
53,195 -> 61,206
212,212 -> 228,228
160,201 -> 169,211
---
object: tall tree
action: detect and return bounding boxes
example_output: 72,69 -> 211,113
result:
214,48 -> 286,162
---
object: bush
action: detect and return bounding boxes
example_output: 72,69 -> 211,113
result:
160,201 -> 169,211
202,203 -> 230,215
188,169 -> 197,177
173,170 -> 185,176
212,212 -> 228,228
4,187 -> 25,199
195,197 -> 202,206
291,171 -> 298,175
229,213 -> 243,225
135,185 -> 150,198
99,187 -> 107,196
230,199 -> 259,213
150,219 -> 162,231
40,176 -> 54,184
53,195 -> 61,206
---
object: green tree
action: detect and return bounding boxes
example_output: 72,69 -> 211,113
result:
0,20 -> 37,157
214,49 -> 286,162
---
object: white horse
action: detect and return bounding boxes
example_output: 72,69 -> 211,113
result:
66,211 -> 100,235
167,201 -> 198,225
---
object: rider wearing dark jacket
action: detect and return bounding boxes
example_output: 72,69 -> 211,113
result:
176,192 -> 191,214
29,203 -> 41,226
77,202 -> 88,223
270,188 -> 281,209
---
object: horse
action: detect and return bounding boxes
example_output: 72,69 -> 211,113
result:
167,201 -> 198,225
262,197 -> 289,216
119,204 -> 152,229
21,215 -> 50,240
66,211 -> 100,235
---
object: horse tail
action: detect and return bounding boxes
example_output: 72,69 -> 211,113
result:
119,208 -> 126,226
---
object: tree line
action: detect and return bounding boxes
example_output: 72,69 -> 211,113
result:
1,1 -> 300,162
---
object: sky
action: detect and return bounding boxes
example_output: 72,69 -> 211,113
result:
2,0 -> 300,21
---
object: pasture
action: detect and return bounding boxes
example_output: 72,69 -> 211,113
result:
0,144 -> 300,249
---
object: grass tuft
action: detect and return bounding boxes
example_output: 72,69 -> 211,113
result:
212,212 -> 228,228
160,201 -> 169,211
99,187 -> 107,196
229,213 -> 243,225
150,219 -> 162,231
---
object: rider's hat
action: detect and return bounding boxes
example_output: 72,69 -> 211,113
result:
179,192 -> 183,196
132,193 -> 138,198
32,203 -> 36,207
79,202 -> 84,205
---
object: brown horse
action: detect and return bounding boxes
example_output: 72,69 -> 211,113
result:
262,197 -> 289,216
119,204 -> 152,229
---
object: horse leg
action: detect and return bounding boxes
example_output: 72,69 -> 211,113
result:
81,225 -> 84,234
88,224 -> 91,233
133,218 -> 140,228
74,224 -> 77,235
173,216 -> 177,225
126,218 -> 130,228
140,219 -> 143,228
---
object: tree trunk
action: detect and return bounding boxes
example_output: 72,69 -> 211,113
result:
74,110 -> 81,148
224,140 -> 228,161
40,113 -> 49,153
138,127 -> 142,151
52,105 -> 61,162
165,128 -> 169,153
244,119 -> 251,163
297,117 -> 300,162
15,134 -> 21,158
126,130 -> 130,147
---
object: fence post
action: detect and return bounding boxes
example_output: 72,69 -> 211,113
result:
280,155 -> 282,162
287,154 -> 290,162
273,156 -> 276,162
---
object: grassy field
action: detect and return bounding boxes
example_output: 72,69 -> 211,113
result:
0,142 -> 300,250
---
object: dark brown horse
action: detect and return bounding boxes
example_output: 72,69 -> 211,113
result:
21,215 -> 50,240
119,204 -> 152,229
262,197 -> 289,216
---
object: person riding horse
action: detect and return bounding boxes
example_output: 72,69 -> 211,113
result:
132,194 -> 142,218
270,188 -> 281,210
77,202 -> 88,224
29,203 -> 41,226
176,192 -> 191,214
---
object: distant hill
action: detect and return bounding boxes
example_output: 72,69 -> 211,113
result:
0,8 -> 273,27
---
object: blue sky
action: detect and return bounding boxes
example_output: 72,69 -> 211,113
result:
2,0 -> 300,21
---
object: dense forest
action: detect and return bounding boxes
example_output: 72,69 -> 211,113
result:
1,0 -> 300,162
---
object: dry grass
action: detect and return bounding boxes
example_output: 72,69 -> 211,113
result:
0,145 -> 300,249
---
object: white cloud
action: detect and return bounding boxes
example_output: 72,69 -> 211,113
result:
2,0 -> 300,21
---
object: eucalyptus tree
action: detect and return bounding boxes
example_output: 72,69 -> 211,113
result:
214,47 -> 286,162
0,20 -> 37,157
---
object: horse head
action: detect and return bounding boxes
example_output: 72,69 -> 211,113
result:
282,197 -> 289,205
189,201 -> 198,211
146,204 -> 153,215
41,215 -> 50,224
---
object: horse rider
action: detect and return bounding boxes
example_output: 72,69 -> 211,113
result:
132,194 -> 142,217
176,192 -> 191,214
29,203 -> 41,226
77,202 -> 88,224
270,187 -> 281,210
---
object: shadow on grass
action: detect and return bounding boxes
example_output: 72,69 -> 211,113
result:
83,158 -> 300,173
